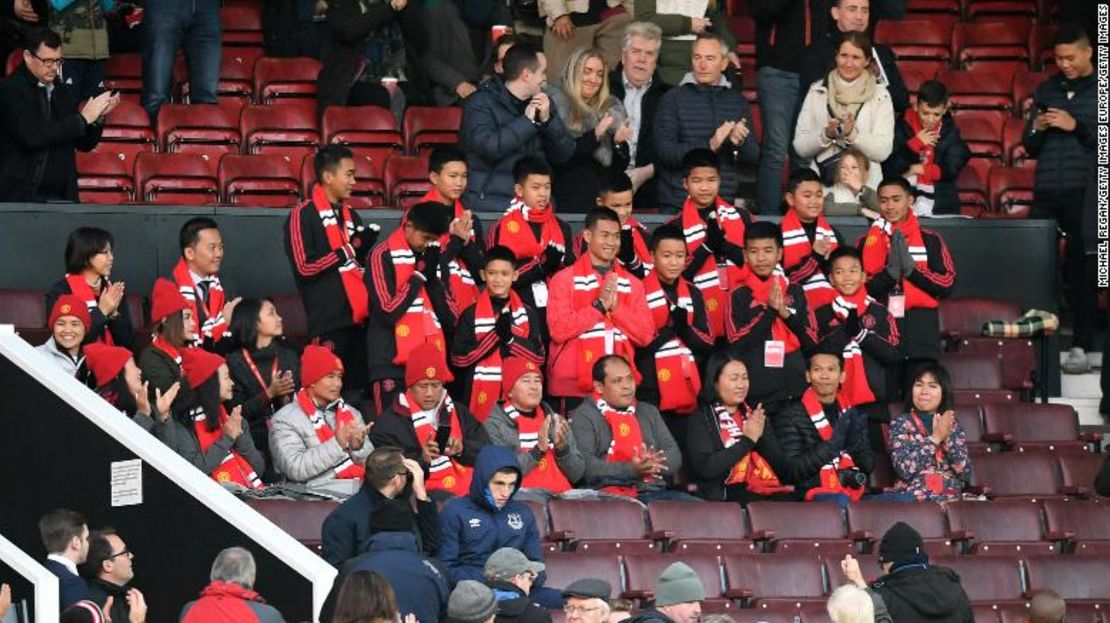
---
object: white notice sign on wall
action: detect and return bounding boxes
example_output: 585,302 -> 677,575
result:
110,459 -> 143,507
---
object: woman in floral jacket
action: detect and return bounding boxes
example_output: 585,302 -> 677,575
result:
889,363 -> 972,502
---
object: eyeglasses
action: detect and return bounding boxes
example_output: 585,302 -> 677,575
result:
107,549 -> 132,560
27,50 -> 64,68
563,606 -> 604,615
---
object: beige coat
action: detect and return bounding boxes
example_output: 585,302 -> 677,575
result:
793,80 -> 894,190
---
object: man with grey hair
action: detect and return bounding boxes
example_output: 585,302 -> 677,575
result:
539,0 -> 631,83
609,22 -> 671,210
562,579 -> 612,623
179,547 -> 284,623
826,585 -> 876,623
484,548 -> 550,623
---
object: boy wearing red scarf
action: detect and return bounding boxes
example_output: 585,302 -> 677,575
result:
772,351 -> 874,505
665,149 -> 754,341
450,246 -> 546,422
573,172 -> 653,279
285,146 -> 381,403
171,217 -> 241,352
634,224 -> 715,451
546,207 -> 655,412
488,156 -> 574,340
815,247 -> 902,435
370,343 -> 489,500
858,178 -> 955,369
365,202 -> 456,417
420,147 -> 485,310
727,221 -> 818,408
882,80 -> 971,217
270,345 -> 373,490
780,169 -> 845,310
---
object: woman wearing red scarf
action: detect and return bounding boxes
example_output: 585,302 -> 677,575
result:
85,342 -> 181,438
138,278 -> 196,404
685,352 -> 796,504
45,227 -> 134,348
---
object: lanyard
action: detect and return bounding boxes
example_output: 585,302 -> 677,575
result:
910,411 -> 945,464
242,348 -> 279,393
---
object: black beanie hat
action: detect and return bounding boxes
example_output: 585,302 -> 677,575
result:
879,521 -> 926,564
371,498 -> 414,533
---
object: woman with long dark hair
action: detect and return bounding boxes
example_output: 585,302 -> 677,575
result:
138,278 -> 196,402
45,227 -> 134,348
889,363 -> 971,502
332,570 -> 402,623
225,298 -> 301,463
685,351 -> 796,504
85,342 -> 181,440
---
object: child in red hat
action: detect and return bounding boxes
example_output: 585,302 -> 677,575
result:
269,345 -> 373,490
36,294 -> 92,379
138,278 -> 196,406
370,342 -> 488,498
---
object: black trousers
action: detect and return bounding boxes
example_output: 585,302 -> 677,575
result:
1034,193 -> 1097,351
312,324 -> 368,404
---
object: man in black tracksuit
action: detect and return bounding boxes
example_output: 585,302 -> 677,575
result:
284,145 -> 379,404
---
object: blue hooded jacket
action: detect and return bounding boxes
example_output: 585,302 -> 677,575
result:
436,446 -> 545,587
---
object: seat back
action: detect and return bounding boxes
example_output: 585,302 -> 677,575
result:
647,501 -> 749,551
133,152 -> 219,204
77,151 -> 135,203
939,298 -> 1023,339
988,165 -> 1036,217
939,352 -> 1004,390
219,4 -> 263,46
958,337 -> 1036,392
1023,556 -> 1110,602
219,154 -> 301,207
520,498 -> 550,543
253,57 -> 322,103
875,17 -> 954,60
930,556 -> 1025,605
970,450 -> 1063,499
242,101 -> 321,165
547,499 -> 647,543
722,554 -> 826,601
403,106 -> 462,154
157,102 -> 243,164
299,150 -> 386,208
1042,500 -> 1110,546
953,110 -> 1006,160
937,68 -> 1013,110
270,293 -> 308,348
846,501 -> 950,553
243,498 -> 339,553
946,499 -> 1052,553
953,389 -> 1018,406
385,155 -> 432,208
0,289 -> 48,344
981,403 -> 1081,448
323,106 -> 404,170
746,502 -> 849,552
543,552 -> 623,594
624,554 -> 724,600
1057,452 -> 1107,496
104,53 -> 144,94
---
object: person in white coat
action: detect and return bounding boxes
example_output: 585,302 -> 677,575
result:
794,32 -> 894,191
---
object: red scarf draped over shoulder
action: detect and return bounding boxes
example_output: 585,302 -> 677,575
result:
714,403 -> 791,495
679,196 -> 749,338
861,213 -> 938,309
623,218 -> 653,271
830,291 -> 877,406
65,273 -> 113,345
470,290 -> 530,421
596,394 -> 648,498
800,389 -> 863,501
417,189 -> 480,310
295,389 -> 365,480
642,272 -> 700,414
386,228 -> 447,364
781,209 -> 838,309
191,406 -> 263,489
503,403 -> 572,494
401,392 -> 472,496
172,259 -> 228,347
742,266 -> 801,353
496,197 -> 566,259
570,254 -> 640,393
310,184 -> 370,324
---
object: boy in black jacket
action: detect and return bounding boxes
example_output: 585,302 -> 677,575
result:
882,80 -> 971,216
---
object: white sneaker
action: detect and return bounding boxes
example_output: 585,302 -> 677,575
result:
1061,347 -> 1090,374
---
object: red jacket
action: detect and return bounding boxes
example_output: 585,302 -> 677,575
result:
179,581 -> 284,623
545,261 -> 656,398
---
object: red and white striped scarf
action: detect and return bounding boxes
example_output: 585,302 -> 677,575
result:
399,391 -> 472,496
65,273 -> 113,346
861,213 -> 937,309
642,272 -> 700,414
800,388 -> 863,501
191,405 -> 263,489
294,389 -> 365,480
469,290 -> 530,421
679,196 -> 748,338
503,403 -> 573,494
386,229 -> 446,364
830,291 -> 877,406
781,209 -> 838,309
310,184 -> 369,324
172,259 -> 228,347
570,254 -> 640,393
596,394 -> 646,498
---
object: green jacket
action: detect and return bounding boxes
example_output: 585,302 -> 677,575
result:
633,0 -> 736,86
51,0 -> 113,60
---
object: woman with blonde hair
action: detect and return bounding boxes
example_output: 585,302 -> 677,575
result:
824,148 -> 880,219
551,46 -> 632,211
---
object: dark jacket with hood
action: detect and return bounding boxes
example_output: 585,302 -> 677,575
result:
871,562 -> 974,623
490,580 -> 552,623
436,446 -> 547,587
321,531 -> 451,623
321,481 -> 442,566
799,30 -> 910,114
772,402 -> 875,495
883,112 -> 972,216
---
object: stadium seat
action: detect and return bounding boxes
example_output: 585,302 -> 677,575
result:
0,289 -> 49,345
1023,556 -> 1110,606
1011,69 -> 1052,117
960,338 -> 1037,393
244,498 -> 338,554
298,151 -> 386,209
937,69 -> 1014,112
543,552 -> 623,594
939,297 -> 1022,339
947,499 -> 1057,554
180,48 -> 262,104
930,556 -> 1026,607
869,450 -> 897,491
956,157 -> 991,216
722,553 -> 827,609
547,499 -> 656,553
998,604 -> 1104,623
952,20 -> 1032,72
939,297 -> 1037,393
726,15 -> 756,63
981,403 -> 1096,452
1002,118 -> 1029,166
104,53 -> 144,96
847,500 -> 953,555
748,102 -> 762,142
323,106 -> 405,173
1042,499 -> 1110,555
99,101 -> 158,164
876,17 -> 954,63
647,501 -> 755,554
1057,452 -> 1108,499
905,0 -> 960,15
403,106 -> 463,154
242,101 -> 321,165
939,352 -> 1004,390
1029,24 -> 1058,71
987,164 -> 1035,218
968,449 -> 1067,500
965,0 -> 1037,20
220,3 -> 263,47
76,151 -> 135,204
133,152 -> 219,205
253,57 -> 321,103
953,389 -> 1018,406
219,154 -> 301,207
157,101 -> 243,163
953,110 -> 1006,161
125,292 -> 149,351
270,293 -> 308,348
519,499 -> 557,552
623,554 -> 725,603
746,502 -> 853,553
384,155 -> 432,210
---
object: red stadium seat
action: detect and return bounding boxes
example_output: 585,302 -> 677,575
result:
1043,498 -> 1110,555
956,157 -> 991,216
220,4 -> 263,47
952,109 -> 1006,161
104,53 -> 144,96
403,106 -> 462,154
726,15 -> 756,62
953,389 -> 1018,406
543,552 -> 623,594
133,152 -> 219,205
242,101 -> 321,165
959,338 -> 1036,393
253,57 -> 321,103
519,499 -> 553,548
1057,452 -> 1108,499
270,293 -> 308,348
847,500 -> 953,555
930,556 -> 1026,606
4,48 -> 21,76
746,502 -> 853,553
876,17 -> 954,62
323,106 -> 405,172
947,499 -> 1057,554
157,101 -> 243,164
647,501 -> 755,554
100,100 -> 156,146
181,48 -> 262,104
1029,25 -> 1058,71
937,69 -> 1014,112
981,403 -> 1096,452
939,352 -> 1004,390
998,604 -> 1104,623
749,102 -> 762,142
244,498 -> 339,553
905,0 -> 960,15
965,0 -> 1037,20
722,554 -> 827,609
219,154 -> 301,207
384,155 -> 432,210
0,289 -> 49,345
987,164 -> 1035,219
967,450 -> 1067,501
298,151 -> 386,209
547,499 -> 655,553
1002,117 -> 1029,166
939,298 -> 1022,339
623,554 -> 725,603
869,450 -> 897,491
1023,556 -> 1110,606
952,20 -> 1032,72
1011,69 -> 1052,117
76,151 -> 135,203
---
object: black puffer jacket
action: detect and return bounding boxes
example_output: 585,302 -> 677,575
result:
686,402 -> 792,502
883,112 -> 972,216
490,581 -> 551,623
871,564 -> 974,623
1022,72 -> 1096,198
772,400 -> 875,494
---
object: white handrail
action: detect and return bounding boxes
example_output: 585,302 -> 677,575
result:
0,532 -> 59,623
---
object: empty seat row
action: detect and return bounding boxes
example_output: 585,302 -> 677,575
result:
955,161 -> 1036,219
877,17 -> 1057,74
